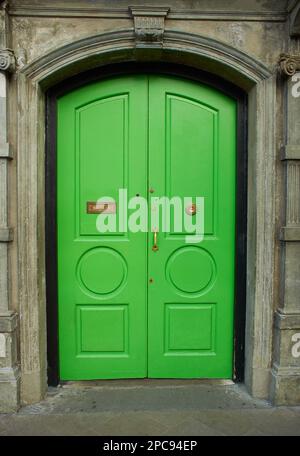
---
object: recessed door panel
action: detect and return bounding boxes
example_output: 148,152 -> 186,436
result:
78,95 -> 128,236
166,94 -> 215,234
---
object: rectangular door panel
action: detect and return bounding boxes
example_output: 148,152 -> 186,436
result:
166,94 -> 216,235
78,94 -> 129,236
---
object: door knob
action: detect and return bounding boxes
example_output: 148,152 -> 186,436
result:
185,204 -> 197,216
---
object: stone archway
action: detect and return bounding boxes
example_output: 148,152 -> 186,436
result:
16,28 -> 276,405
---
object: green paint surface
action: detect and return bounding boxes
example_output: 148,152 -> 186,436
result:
57,75 -> 236,379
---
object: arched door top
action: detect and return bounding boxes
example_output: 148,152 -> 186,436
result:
20,29 -> 272,91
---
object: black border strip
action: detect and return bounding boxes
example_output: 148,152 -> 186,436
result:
46,62 -> 247,386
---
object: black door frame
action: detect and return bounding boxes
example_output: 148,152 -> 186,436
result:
46,62 -> 248,386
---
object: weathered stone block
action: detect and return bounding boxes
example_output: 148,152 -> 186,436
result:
273,326 -> 300,368
0,367 -> 20,413
0,332 -> 18,368
271,369 -> 300,405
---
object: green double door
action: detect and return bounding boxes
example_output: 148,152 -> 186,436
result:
57,75 -> 236,380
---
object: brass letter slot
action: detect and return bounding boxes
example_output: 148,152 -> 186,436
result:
86,201 -> 116,214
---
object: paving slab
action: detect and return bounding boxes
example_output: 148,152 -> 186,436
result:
0,381 -> 299,436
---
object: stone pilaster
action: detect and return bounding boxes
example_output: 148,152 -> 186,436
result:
0,1 -> 20,413
271,54 -> 300,405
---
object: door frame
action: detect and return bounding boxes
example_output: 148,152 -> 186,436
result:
45,62 -> 248,386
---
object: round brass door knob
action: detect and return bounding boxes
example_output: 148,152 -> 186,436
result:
185,204 -> 197,216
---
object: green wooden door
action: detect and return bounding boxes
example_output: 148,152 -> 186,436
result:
148,76 -> 236,378
57,76 -> 148,379
57,75 -> 236,380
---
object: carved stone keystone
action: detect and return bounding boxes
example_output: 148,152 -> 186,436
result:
129,6 -> 169,47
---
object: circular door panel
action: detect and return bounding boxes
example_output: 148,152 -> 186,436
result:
78,247 -> 127,296
166,246 -> 216,296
